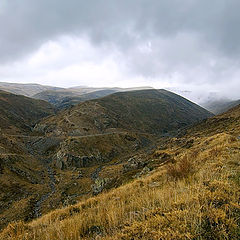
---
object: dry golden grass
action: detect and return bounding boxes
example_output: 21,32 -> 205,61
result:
0,133 -> 239,240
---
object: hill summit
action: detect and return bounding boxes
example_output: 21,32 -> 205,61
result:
35,89 -> 213,136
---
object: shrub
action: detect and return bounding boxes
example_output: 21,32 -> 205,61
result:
166,155 -> 194,180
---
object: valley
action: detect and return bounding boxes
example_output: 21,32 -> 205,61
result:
0,86 -> 239,239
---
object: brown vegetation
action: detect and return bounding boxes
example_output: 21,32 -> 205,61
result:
0,131 -> 239,240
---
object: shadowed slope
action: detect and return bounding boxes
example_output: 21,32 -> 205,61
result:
0,90 -> 55,134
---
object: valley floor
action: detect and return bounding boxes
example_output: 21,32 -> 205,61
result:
0,130 -> 239,239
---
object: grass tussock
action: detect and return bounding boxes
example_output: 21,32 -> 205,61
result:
166,155 -> 194,180
0,133 -> 240,240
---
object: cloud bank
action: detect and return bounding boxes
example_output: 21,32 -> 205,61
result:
0,0 -> 240,100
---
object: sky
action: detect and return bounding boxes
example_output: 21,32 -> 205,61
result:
0,0 -> 240,101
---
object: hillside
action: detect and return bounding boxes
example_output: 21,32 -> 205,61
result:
0,91 -> 57,230
0,90 -> 55,134
35,89 -> 213,136
0,89 -> 213,231
1,99 -> 239,239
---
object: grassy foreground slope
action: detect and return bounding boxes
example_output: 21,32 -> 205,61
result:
1,108 -> 239,238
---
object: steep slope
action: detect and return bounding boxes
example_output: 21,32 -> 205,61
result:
0,91 -> 57,230
0,82 -> 62,97
35,89 -> 213,136
2,98 -> 240,240
185,103 -> 240,137
0,90 -> 55,134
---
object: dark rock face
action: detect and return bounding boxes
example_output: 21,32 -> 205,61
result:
68,155 -> 101,168
56,153 -> 108,170
27,137 -> 61,155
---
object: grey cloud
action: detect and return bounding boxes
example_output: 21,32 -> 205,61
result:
1,0 -> 240,61
0,0 -> 240,97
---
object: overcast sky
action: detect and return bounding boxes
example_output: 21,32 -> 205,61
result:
0,0 -> 240,100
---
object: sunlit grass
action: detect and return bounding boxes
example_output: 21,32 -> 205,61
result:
1,133 -> 239,240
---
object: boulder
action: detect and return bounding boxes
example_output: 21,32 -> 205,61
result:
91,177 -> 109,195
123,157 -> 145,172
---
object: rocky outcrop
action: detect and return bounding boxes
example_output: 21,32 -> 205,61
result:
123,156 -> 146,172
134,166 -> 152,178
91,177 -> 109,195
56,151 -> 107,170
34,123 -> 63,136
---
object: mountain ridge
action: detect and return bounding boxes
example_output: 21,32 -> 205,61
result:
0,91 -> 239,240
35,89 -> 213,137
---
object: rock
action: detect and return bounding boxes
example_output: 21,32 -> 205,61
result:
125,135 -> 137,141
87,225 -> 104,237
56,150 -> 108,170
148,182 -> 161,188
134,166 -> 152,178
69,129 -> 82,136
33,123 -> 48,133
153,152 -> 174,163
91,177 -> 109,195
123,157 -> 145,172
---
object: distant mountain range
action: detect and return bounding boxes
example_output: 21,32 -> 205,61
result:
0,82 -> 63,97
0,82 -> 154,110
33,87 -> 155,110
201,99 -> 240,114
2,82 -> 239,114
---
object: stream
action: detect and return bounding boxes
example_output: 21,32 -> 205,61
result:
33,165 -> 56,218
